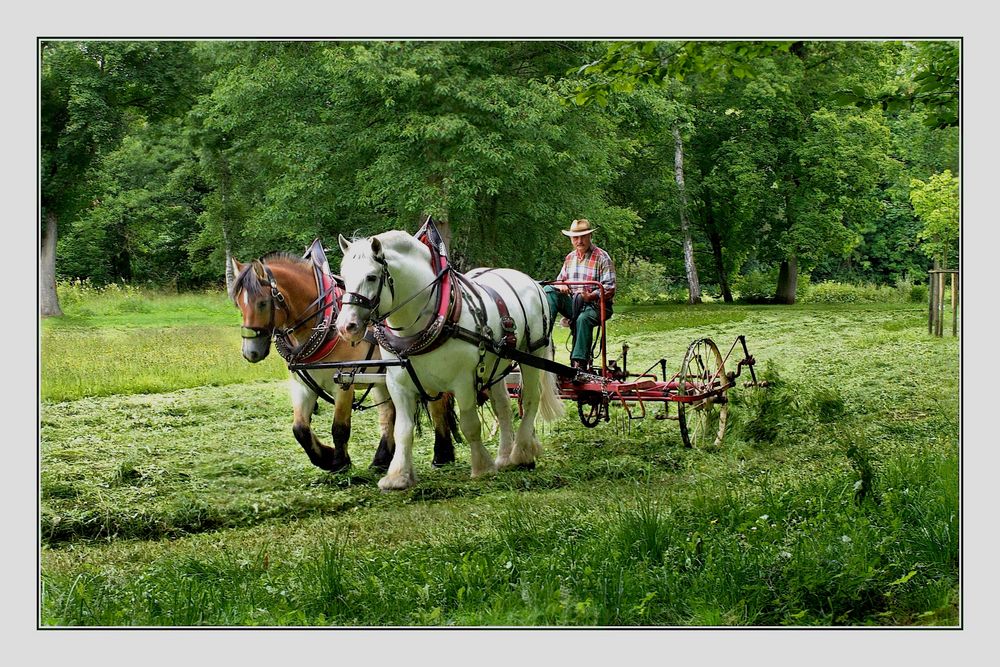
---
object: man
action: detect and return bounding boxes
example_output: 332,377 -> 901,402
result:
544,218 -> 617,370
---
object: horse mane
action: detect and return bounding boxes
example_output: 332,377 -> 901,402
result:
260,251 -> 310,268
230,263 -> 263,301
344,230 -> 429,263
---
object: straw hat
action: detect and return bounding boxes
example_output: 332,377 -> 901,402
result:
561,218 -> 596,237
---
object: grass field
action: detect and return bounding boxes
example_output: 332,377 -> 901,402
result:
39,291 -> 960,626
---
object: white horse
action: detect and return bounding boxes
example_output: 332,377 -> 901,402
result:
336,230 -> 564,491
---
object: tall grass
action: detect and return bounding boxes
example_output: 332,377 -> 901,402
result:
42,282 -> 284,401
41,448 -> 958,626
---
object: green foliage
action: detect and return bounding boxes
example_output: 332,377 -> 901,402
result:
41,40 -> 958,301
188,41 -> 636,275
800,281 -> 907,304
41,41 -> 199,222
59,121 -> 210,286
910,170 -> 959,266
616,257 -> 685,305
732,268 -> 779,303
572,41 -> 795,106
831,41 -> 959,129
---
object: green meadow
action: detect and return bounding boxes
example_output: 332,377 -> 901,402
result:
40,289 -> 959,626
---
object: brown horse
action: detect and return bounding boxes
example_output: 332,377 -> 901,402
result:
230,242 -> 457,473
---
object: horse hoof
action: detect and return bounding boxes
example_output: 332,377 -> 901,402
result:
432,458 -> 455,468
323,455 -> 352,474
369,462 -> 390,473
378,473 -> 415,491
471,463 -> 497,479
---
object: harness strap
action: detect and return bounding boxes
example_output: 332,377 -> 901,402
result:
464,283 -> 517,391
270,240 -> 344,364
295,332 -> 381,408
475,282 -> 518,350
468,268 -> 550,352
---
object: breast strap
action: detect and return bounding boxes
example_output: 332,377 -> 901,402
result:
275,239 -> 344,364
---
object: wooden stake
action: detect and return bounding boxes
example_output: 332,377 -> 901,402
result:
928,272 -> 935,335
951,273 -> 959,336
937,271 -> 946,336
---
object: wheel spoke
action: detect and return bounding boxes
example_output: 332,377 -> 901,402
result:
678,339 -> 729,449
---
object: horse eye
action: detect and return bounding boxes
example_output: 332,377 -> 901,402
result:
365,275 -> 377,283
257,302 -> 267,310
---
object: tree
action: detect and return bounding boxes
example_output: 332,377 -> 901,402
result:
58,120 -> 209,287
672,124 -> 701,303
832,41 -> 959,130
41,41 -> 197,314
571,40 -> 794,107
909,170 -> 959,269
191,41 -> 637,276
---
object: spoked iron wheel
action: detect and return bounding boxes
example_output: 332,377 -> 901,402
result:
577,392 -> 609,428
677,338 -> 729,448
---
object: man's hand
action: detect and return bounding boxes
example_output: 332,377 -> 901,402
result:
556,284 -> 570,294
582,289 -> 599,303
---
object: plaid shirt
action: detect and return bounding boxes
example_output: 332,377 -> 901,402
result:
556,245 -> 616,302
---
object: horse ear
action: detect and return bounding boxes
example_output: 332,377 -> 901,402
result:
252,260 -> 267,281
371,236 -> 383,258
231,258 -> 243,278
338,234 -> 351,254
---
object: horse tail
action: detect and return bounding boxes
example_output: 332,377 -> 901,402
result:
445,392 -> 462,443
419,393 -> 462,443
537,342 -> 565,423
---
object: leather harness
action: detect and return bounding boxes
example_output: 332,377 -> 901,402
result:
240,239 -> 379,408
349,218 -> 557,401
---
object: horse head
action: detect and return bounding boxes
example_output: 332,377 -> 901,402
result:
336,234 -> 393,342
230,257 -> 286,362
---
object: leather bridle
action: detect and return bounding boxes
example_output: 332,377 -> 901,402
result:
341,253 -> 395,324
239,261 -> 289,341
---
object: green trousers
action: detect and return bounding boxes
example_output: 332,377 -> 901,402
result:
544,286 -> 609,363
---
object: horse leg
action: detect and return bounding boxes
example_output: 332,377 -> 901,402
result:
429,393 -> 456,467
369,383 -> 395,471
379,381 -> 418,491
490,381 -> 518,470
325,386 -> 353,473
454,385 -> 496,479
508,365 -> 543,469
290,378 -> 347,472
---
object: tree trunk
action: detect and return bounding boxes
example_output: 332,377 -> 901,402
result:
40,210 -> 63,317
673,125 -> 701,304
703,194 -> 732,303
775,255 -> 798,304
426,173 -> 457,264
218,153 -> 236,294
222,222 -> 235,293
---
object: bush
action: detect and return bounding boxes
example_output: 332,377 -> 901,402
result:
617,258 -> 686,305
732,268 -> 777,304
800,281 -> 904,304
908,284 -> 929,303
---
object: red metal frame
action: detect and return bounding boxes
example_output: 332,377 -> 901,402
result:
510,285 -> 758,424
